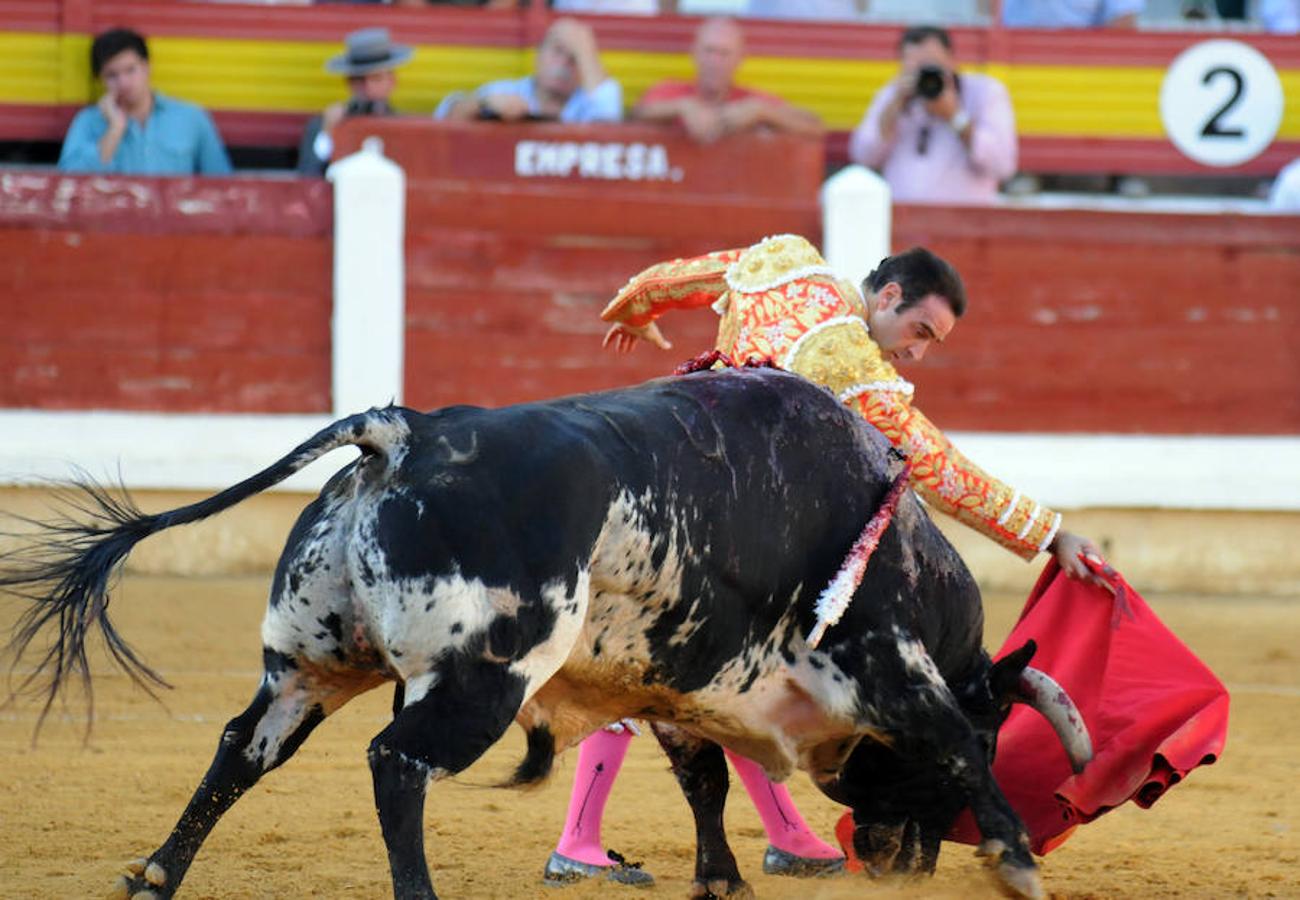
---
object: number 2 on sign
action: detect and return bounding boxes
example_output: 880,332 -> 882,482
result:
1200,67 -> 1245,139
1159,39 -> 1284,168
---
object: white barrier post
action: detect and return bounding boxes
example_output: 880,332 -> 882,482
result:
328,136 -> 406,416
820,164 -> 891,291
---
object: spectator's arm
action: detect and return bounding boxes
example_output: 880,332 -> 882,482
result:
721,96 -> 824,139
195,110 -> 233,175
437,91 -> 483,122
847,81 -> 902,169
57,108 -> 112,173
966,78 -> 1017,181
550,18 -> 608,94
634,88 -> 727,143
632,93 -> 694,125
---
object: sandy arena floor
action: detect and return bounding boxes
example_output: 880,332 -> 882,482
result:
1,575 -> 1297,899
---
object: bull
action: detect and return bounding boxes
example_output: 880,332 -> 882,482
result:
2,367 -> 1088,899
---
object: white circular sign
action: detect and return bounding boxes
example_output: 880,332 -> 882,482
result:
1159,39 -> 1284,167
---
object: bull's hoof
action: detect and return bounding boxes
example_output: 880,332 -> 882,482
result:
761,846 -> 845,878
109,857 -> 173,900
690,876 -> 754,899
542,850 -> 655,888
975,840 -> 1043,900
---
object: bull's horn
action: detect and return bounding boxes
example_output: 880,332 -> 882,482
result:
1016,667 -> 1093,774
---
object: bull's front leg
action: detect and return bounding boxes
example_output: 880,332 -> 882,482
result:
649,723 -> 752,899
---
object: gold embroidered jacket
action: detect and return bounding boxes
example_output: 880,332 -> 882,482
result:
601,233 -> 1061,560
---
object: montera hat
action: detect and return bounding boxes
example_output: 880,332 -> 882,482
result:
325,28 -> 413,76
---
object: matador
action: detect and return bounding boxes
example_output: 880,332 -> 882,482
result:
542,233 -> 1105,887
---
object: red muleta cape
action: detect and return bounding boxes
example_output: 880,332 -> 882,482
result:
838,559 -> 1230,862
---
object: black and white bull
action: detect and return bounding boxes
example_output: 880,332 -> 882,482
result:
2,367 -> 1087,900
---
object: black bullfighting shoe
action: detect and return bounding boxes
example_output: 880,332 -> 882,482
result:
542,850 -> 656,887
762,845 -> 846,878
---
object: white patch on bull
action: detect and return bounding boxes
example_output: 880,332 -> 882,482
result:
365,569 -> 517,677
360,412 -> 413,473
240,670 -> 313,768
401,670 -> 441,707
511,573 -> 590,702
344,497 -> 591,700
435,432 -> 479,465
261,489 -> 356,665
581,488 -> 688,660
892,624 -> 947,691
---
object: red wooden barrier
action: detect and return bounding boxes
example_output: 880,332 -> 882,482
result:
895,206 -> 1300,435
0,173 -> 334,413
336,119 -> 1298,436
2,122 -> 1295,437
335,119 -> 825,411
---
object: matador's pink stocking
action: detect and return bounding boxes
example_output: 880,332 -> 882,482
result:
725,749 -> 843,859
554,727 -> 633,866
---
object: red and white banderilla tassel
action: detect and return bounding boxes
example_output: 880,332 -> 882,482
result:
807,466 -> 912,649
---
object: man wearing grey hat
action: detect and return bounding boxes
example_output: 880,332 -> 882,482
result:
297,27 -> 413,176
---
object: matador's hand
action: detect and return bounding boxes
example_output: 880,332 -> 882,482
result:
602,321 -> 672,354
1050,530 -> 1108,588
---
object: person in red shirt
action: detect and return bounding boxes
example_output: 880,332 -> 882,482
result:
633,17 -> 823,143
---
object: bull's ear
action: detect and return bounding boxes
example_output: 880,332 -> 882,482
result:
989,639 -> 1036,701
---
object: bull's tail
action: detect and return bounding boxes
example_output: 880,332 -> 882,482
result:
502,724 -> 557,789
1,407 -> 413,732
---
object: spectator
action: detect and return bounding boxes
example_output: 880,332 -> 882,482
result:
848,25 -> 1016,204
1259,0 -> 1300,31
436,19 -> 622,122
1269,158 -> 1300,212
633,17 -> 823,143
1001,0 -> 1143,27
298,28 -> 411,176
58,28 -> 231,175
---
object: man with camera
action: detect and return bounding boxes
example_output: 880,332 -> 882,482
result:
297,28 -> 412,177
848,25 -> 1016,204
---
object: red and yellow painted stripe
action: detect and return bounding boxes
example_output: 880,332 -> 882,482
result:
1,2 -> 1297,173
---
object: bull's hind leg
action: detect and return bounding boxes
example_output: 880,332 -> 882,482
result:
650,723 -> 751,899
112,650 -> 381,900
368,658 -> 527,900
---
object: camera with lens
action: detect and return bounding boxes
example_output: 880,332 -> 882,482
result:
344,97 -> 381,117
915,65 -> 947,100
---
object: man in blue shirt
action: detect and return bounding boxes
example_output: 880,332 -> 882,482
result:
58,28 -> 233,175
435,18 -> 622,123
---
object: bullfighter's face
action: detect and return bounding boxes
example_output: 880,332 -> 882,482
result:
866,284 -> 957,365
